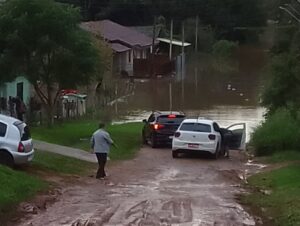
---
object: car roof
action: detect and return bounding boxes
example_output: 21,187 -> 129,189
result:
181,118 -> 214,125
0,114 -> 22,125
153,111 -> 184,115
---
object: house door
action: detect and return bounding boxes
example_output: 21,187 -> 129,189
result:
16,82 -> 24,101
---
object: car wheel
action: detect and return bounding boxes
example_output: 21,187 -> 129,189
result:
172,151 -> 179,158
150,134 -> 158,148
0,151 -> 14,167
213,144 -> 220,160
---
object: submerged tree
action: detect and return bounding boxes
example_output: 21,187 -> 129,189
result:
0,0 -> 101,125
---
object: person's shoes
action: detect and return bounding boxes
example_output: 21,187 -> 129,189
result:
96,177 -> 105,180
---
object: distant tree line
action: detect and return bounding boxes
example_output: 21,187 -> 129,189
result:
56,0 -> 267,42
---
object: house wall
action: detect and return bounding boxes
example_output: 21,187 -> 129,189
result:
113,50 -> 133,76
112,48 -> 151,77
0,76 -> 31,104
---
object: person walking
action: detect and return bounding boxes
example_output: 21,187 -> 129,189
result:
90,122 -> 114,179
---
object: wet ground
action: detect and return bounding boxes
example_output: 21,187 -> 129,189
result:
14,146 -> 263,226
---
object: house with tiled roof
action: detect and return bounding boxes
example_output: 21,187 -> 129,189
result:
81,20 -> 154,77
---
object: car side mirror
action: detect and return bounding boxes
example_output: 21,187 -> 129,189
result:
142,119 -> 147,123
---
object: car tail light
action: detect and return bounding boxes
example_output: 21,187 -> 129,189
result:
168,114 -> 176,118
174,132 -> 181,138
153,123 -> 165,130
208,134 -> 216,140
18,142 -> 25,153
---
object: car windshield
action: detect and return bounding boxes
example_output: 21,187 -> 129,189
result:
14,122 -> 31,141
180,123 -> 212,133
157,115 -> 185,124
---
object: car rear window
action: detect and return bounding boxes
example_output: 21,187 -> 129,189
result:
14,122 -> 31,141
0,122 -> 7,137
180,123 -> 212,132
157,115 -> 185,124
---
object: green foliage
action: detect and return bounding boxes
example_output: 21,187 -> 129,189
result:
0,165 -> 46,217
243,164 -> 300,226
251,109 -> 300,156
31,121 -> 143,160
0,0 -> 101,124
261,53 -> 300,116
212,40 -> 238,58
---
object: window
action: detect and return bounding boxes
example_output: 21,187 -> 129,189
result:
0,122 -> 7,137
148,114 -> 155,122
180,123 -> 211,133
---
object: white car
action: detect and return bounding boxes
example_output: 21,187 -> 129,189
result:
172,118 -> 246,159
0,114 -> 34,167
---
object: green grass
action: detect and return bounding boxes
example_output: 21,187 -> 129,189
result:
33,150 -> 95,175
242,161 -> 300,226
0,165 -> 47,217
31,121 -> 143,160
264,150 -> 300,163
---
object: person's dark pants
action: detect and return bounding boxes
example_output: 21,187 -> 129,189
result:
95,153 -> 107,178
17,112 -> 23,121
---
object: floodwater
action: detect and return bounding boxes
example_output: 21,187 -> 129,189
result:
111,45 -> 267,141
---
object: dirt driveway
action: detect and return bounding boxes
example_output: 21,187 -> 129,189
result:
15,147 -> 260,226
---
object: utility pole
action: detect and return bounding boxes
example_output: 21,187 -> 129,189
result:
195,15 -> 199,52
151,16 -> 157,77
169,19 -> 174,111
181,21 -> 185,106
195,15 -> 199,95
169,19 -> 173,60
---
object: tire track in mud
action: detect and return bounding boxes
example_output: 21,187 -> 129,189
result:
14,148 -> 258,226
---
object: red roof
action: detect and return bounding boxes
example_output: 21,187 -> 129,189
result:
81,20 -> 153,48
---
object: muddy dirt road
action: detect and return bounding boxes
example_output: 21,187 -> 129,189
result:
15,147 -> 259,226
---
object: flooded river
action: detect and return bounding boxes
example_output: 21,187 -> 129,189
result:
111,46 -> 267,141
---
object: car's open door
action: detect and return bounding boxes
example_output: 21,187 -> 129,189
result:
226,123 -> 246,151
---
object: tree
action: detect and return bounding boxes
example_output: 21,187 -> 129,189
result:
0,0 -> 100,125
262,53 -> 300,117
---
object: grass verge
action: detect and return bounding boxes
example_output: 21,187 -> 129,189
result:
241,152 -> 300,226
0,165 -> 47,219
0,150 -> 95,222
32,150 -> 95,175
31,121 -> 143,160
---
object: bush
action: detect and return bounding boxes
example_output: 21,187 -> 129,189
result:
212,40 -> 238,59
251,109 -> 300,156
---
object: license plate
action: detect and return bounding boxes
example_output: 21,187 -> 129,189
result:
188,144 -> 199,148
169,136 -> 173,139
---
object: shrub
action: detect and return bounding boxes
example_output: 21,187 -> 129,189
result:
251,109 -> 300,156
212,40 -> 238,59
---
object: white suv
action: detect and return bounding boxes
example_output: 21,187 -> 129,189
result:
0,114 -> 34,167
172,118 -> 246,159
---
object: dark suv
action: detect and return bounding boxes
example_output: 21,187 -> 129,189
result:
142,111 -> 185,148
